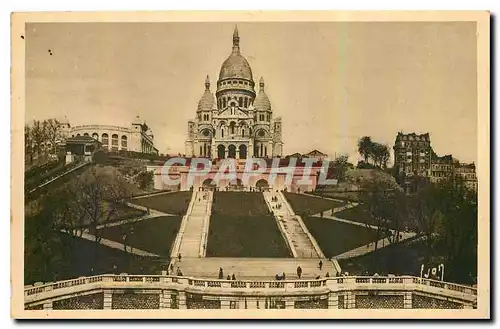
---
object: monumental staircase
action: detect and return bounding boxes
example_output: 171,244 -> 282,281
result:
263,191 -> 325,259
173,191 -> 213,258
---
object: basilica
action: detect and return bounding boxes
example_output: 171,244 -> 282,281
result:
185,26 -> 283,160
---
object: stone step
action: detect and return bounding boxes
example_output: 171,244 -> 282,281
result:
173,257 -> 337,280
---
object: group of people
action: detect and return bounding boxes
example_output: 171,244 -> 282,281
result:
218,267 -> 237,281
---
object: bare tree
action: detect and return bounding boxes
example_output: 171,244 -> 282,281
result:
43,118 -> 60,154
71,166 -> 132,267
30,120 -> 46,162
25,125 -> 33,166
361,180 -> 395,251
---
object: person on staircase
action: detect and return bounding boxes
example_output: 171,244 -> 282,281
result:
178,253 -> 182,262
319,260 -> 323,271
218,267 -> 224,279
296,266 -> 302,279
231,274 -> 236,281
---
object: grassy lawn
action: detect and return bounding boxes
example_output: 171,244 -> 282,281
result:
97,216 -> 182,257
109,203 -> 146,223
25,232 -> 163,286
338,239 -> 476,285
130,192 -> 192,215
207,215 -> 292,258
302,217 -> 379,258
284,192 -> 344,216
335,204 -> 404,230
211,192 -> 271,216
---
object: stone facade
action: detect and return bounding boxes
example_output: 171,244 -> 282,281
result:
185,26 -> 283,159
58,116 -> 158,154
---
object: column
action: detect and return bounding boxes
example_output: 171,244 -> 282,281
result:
328,293 -> 339,309
103,289 -> 113,309
178,291 -> 187,309
345,291 -> 356,309
246,298 -> 258,309
403,292 -> 412,309
285,298 -> 295,309
42,302 -> 53,310
221,299 -> 230,309
160,290 -> 172,309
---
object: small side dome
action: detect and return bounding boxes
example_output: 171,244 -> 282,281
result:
132,115 -> 142,125
59,115 -> 70,125
253,77 -> 271,110
198,75 -> 216,111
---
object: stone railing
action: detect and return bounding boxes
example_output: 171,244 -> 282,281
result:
262,191 -> 298,257
170,191 -> 197,259
25,274 -> 477,306
278,191 -> 325,258
199,191 -> 213,257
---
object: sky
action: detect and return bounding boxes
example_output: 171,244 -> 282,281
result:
25,22 -> 478,164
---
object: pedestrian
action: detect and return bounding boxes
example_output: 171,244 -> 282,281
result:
326,272 -> 330,278
232,274 -> 236,281
319,260 -> 323,271
178,253 -> 182,262
170,263 -> 174,272
296,266 -> 302,279
113,264 -> 118,274
275,274 -> 279,280
226,275 -> 231,280
282,272 -> 286,280
218,267 -> 224,279
315,275 -> 320,280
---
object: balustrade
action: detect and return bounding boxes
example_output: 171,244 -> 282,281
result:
24,274 -> 477,307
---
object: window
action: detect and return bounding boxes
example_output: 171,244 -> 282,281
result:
223,98 -> 227,108
244,98 -> 248,108
111,134 -> 118,146
92,133 -> 99,140
121,135 -> 127,149
239,97 -> 243,107
101,133 -> 108,145
83,133 -> 89,136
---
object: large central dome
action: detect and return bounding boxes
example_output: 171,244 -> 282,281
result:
218,26 -> 253,81
219,53 -> 253,80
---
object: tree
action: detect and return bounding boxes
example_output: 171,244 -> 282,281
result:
25,125 -> 33,166
43,118 -> 60,154
30,120 -> 46,162
135,170 -> 154,190
56,166 -> 133,268
357,136 -> 373,164
435,178 -> 478,283
361,180 -> 395,252
332,154 -> 351,182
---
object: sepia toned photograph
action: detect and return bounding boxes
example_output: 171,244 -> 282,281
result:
11,11 -> 490,319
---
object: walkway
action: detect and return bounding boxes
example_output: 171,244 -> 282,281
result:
28,162 -> 90,194
64,230 -> 159,257
264,191 -> 324,258
177,191 -> 213,258
333,231 -> 417,259
171,257 -> 338,280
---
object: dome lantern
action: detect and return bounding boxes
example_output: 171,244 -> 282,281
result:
198,75 -> 215,112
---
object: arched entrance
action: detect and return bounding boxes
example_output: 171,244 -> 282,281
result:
239,144 -> 247,159
202,178 -> 215,186
217,144 -> 226,159
228,144 -> 237,159
228,178 -> 244,191
255,179 -> 270,191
